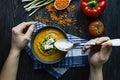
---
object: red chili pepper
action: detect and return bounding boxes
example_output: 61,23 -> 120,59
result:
80,0 -> 106,18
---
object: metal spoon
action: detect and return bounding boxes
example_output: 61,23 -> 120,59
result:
54,0 -> 71,10
54,39 -> 120,52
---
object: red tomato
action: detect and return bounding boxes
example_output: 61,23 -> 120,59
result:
89,21 -> 105,36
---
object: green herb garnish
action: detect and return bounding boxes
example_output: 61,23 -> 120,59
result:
38,36 -> 57,55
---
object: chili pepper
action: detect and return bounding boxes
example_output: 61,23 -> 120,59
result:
80,0 -> 106,18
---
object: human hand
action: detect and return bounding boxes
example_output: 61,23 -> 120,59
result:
82,37 -> 112,69
11,22 -> 35,51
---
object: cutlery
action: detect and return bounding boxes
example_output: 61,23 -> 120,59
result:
54,39 -> 120,51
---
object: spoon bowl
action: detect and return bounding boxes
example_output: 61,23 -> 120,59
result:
54,39 -> 95,52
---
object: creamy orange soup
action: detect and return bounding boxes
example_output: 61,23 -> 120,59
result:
33,28 -> 66,62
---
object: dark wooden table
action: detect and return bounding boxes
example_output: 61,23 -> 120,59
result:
0,0 -> 120,80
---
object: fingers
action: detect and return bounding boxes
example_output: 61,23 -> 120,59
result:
82,38 -> 99,54
82,37 -> 110,54
102,41 -> 112,48
96,37 -> 110,45
24,24 -> 35,40
95,37 -> 111,56
101,42 -> 112,53
99,42 -> 112,61
15,22 -> 35,32
82,45 -> 91,54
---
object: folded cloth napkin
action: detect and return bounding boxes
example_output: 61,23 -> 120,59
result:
25,22 -> 89,79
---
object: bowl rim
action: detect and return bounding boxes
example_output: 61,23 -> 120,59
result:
30,25 -> 67,64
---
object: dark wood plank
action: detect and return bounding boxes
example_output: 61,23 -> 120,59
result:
0,0 -> 120,80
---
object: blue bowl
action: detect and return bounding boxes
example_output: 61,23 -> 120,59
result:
30,26 -> 67,64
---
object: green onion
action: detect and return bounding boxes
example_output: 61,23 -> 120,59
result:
22,0 -> 54,16
22,0 -> 33,2
39,36 -> 57,55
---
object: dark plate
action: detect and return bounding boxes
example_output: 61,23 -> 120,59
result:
30,26 -> 67,64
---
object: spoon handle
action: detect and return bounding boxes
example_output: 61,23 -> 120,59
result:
107,39 -> 120,46
79,39 -> 120,46
79,42 -> 96,46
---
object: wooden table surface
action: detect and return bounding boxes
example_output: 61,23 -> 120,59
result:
0,0 -> 120,80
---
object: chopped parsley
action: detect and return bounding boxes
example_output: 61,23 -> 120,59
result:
38,36 -> 57,55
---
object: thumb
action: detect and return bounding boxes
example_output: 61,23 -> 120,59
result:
24,24 -> 35,39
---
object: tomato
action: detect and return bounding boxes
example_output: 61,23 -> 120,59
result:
89,21 -> 105,36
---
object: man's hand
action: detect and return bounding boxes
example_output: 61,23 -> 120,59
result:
82,37 -> 112,80
0,22 -> 35,80
11,22 -> 35,51
82,37 -> 112,68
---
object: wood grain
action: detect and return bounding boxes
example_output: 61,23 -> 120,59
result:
0,0 -> 120,80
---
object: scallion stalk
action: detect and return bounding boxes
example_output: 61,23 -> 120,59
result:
22,0 -> 54,16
